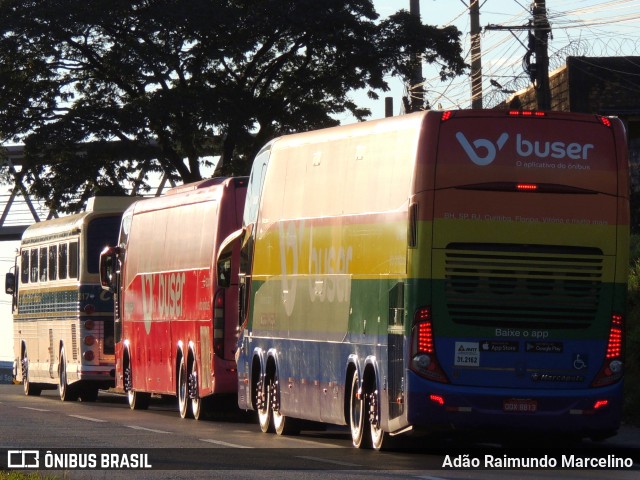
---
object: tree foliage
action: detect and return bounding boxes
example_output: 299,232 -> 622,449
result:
0,0 -> 466,211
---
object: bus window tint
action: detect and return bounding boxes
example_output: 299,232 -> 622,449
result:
21,250 -> 29,284
30,249 -> 38,283
69,241 -> 79,279
39,247 -> 47,282
58,243 -> 68,280
87,216 -> 121,273
119,213 -> 132,247
48,245 -> 57,281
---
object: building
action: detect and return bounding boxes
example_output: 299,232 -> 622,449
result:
501,56 -> 640,231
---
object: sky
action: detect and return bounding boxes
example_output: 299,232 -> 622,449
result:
348,0 -> 640,120
2,0 -> 640,362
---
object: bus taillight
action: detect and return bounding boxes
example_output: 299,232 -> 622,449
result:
606,314 -> 623,359
592,314 -> 624,387
593,399 -> 609,410
508,110 -> 546,117
599,116 -> 612,128
410,307 -> 449,384
213,289 -> 225,358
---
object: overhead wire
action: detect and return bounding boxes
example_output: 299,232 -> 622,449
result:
423,0 -> 640,109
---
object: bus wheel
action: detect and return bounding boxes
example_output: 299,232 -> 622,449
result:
59,350 -> 78,402
256,375 -> 272,433
189,358 -> 203,420
125,361 -> 149,410
22,350 -> 41,397
178,356 -> 192,419
349,370 -> 371,448
272,375 -> 299,436
368,388 -> 387,451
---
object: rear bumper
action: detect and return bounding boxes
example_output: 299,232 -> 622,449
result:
406,371 -> 622,436
76,365 -> 116,386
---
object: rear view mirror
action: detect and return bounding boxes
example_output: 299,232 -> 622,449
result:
5,272 -> 15,295
99,246 -> 119,292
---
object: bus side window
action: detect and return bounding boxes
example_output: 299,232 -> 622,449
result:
58,243 -> 68,280
21,250 -> 29,284
69,241 -> 79,279
39,247 -> 47,282
48,245 -> 57,281
30,249 -> 38,283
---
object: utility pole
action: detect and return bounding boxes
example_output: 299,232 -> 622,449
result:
470,0 -> 483,109
533,0 -> 551,110
408,0 -> 424,112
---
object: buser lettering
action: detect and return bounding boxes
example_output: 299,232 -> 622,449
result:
516,134 -> 594,160
141,272 -> 186,320
309,246 -> 353,303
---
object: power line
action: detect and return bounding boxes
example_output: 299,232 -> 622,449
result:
424,0 -> 640,109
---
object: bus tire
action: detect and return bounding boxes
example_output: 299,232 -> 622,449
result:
256,374 -> 272,433
22,350 -> 42,397
368,388 -> 387,451
59,350 -> 78,402
349,370 -> 371,448
128,389 -> 150,410
178,356 -> 192,419
124,359 -> 149,410
272,374 -> 299,436
189,357 -> 203,420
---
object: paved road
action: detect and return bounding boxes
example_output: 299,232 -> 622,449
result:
0,384 -> 638,479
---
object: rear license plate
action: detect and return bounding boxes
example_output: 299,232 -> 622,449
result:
503,398 -> 538,413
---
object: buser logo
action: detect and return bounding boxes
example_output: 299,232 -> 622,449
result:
457,131 -> 596,166
456,132 -> 509,166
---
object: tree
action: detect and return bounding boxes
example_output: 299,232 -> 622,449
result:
0,0 -> 466,211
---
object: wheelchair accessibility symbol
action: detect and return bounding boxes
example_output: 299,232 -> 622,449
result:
573,354 -> 588,370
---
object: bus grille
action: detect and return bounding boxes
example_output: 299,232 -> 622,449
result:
443,243 -> 603,329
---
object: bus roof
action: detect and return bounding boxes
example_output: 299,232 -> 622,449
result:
21,196 -> 137,245
128,177 -> 247,216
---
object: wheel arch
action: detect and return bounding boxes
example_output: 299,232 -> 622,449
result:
343,355 -> 360,423
362,355 -> 380,397
249,347 -> 266,410
175,341 -> 187,395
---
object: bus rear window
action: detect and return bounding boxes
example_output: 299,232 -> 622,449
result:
86,216 -> 121,273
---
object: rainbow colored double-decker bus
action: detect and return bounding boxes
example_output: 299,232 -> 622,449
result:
217,109 -> 629,449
